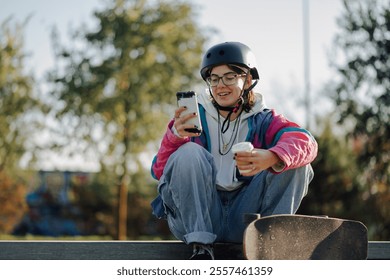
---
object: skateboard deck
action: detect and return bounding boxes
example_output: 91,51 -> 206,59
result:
243,214 -> 368,260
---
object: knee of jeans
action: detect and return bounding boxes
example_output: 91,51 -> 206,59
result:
286,165 -> 313,179
171,142 -> 209,165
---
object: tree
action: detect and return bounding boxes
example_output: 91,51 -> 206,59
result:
0,19 -> 44,173
0,18 -> 45,233
331,0 -> 389,189
299,115 -> 389,240
298,118 -> 363,219
48,0 -> 207,239
317,0 -> 390,239
0,171 -> 27,234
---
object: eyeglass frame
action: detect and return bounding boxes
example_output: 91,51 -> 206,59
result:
206,72 -> 247,87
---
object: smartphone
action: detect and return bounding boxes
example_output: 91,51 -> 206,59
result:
176,91 -> 202,134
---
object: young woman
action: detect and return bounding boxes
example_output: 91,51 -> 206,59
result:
151,42 -> 318,259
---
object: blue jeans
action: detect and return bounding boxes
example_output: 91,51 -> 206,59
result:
153,142 -> 313,244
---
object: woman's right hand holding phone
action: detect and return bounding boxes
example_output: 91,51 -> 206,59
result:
173,106 -> 201,138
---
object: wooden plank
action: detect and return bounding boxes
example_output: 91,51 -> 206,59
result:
367,241 -> 390,260
0,240 -> 387,260
0,241 -> 242,260
0,241 -> 184,260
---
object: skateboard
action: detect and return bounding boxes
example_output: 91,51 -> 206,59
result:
243,214 -> 368,260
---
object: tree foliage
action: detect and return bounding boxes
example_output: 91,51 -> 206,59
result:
331,0 -> 389,190
300,0 -> 390,240
299,116 -> 390,240
48,0 -> 207,238
0,19 -> 44,172
299,120 -> 361,215
332,0 -> 390,239
0,19 -> 41,234
298,118 -> 367,220
49,0 -> 206,166
0,171 -> 27,233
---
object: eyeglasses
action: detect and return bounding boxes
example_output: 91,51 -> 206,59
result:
206,72 -> 246,87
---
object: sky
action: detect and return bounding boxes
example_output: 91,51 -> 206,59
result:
1,0 -> 344,171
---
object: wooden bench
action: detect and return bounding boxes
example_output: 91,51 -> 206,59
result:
0,241 -> 389,260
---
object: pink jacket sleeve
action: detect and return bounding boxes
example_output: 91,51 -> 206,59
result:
265,111 -> 318,173
269,131 -> 318,173
151,119 -> 190,180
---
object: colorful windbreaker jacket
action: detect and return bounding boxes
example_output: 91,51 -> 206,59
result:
151,93 -> 318,182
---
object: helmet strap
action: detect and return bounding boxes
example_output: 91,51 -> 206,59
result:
218,105 -> 243,134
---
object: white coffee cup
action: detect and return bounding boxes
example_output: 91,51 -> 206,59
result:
232,142 -> 254,174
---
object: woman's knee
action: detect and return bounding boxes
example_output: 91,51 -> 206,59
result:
169,142 -> 214,170
172,142 -> 206,160
162,142 -> 216,193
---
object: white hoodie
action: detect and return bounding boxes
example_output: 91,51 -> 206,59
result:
197,90 -> 266,191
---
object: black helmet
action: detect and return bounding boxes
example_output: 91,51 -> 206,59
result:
200,41 -> 259,80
